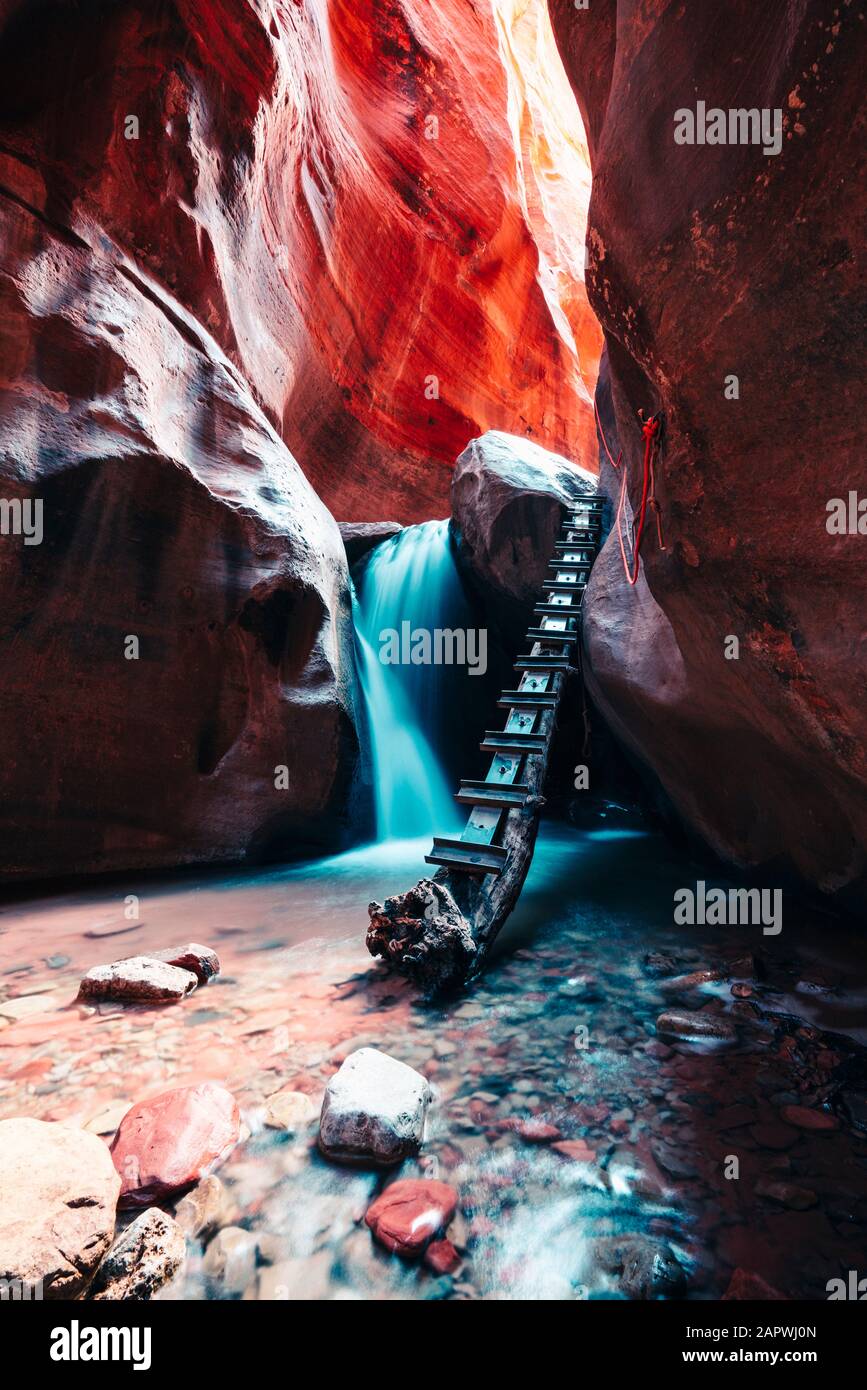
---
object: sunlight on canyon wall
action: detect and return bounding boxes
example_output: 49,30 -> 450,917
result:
492,0 -> 600,403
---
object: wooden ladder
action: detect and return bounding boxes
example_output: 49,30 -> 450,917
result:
426,494 -> 605,876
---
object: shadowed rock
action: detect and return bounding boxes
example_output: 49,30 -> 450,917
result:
91,1208 -> 186,1301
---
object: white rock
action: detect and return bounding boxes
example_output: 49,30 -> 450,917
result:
78,956 -> 198,1003
318,1047 -> 431,1166
0,1118 -> 120,1298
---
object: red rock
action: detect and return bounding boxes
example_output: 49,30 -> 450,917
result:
423,1239 -> 461,1277
722,1269 -> 787,1301
551,0 -> 867,906
364,1179 -> 458,1258
149,944 -> 220,986
780,1105 -> 839,1132
111,1082 -> 240,1208
552,1140 -> 596,1163
509,1118 -> 562,1143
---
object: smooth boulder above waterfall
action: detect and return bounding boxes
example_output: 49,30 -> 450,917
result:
451,431 -> 598,645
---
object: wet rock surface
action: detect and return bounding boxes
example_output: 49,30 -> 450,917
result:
91,1208 -> 186,1301
0,1118 -> 120,1298
111,1083 -> 241,1208
2,825 -> 866,1300
365,1179 -> 458,1258
339,523 -> 403,566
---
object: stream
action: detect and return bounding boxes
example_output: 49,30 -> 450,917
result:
1,524 -> 865,1300
1,823 -> 866,1299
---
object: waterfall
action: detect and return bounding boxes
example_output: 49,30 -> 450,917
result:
352,520 -> 470,841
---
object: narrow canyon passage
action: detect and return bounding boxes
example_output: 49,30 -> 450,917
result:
0,0 -> 864,1325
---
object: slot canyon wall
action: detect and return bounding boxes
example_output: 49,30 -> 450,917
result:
0,0 -> 599,881
549,0 -> 867,904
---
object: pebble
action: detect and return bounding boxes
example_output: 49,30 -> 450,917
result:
656,1009 -> 737,1041
263,1089 -> 318,1133
174,1175 -> 225,1239
365,1179 -> 458,1258
781,1104 -> 839,1132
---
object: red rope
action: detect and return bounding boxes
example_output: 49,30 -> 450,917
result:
593,396 -> 622,470
614,413 -> 661,586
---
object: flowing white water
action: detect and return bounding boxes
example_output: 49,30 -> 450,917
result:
352,520 -> 469,841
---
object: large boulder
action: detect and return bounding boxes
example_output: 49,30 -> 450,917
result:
550,0 -> 867,904
0,1118 -> 121,1299
111,1083 -> 240,1208
450,431 -> 597,643
318,1047 -> 431,1166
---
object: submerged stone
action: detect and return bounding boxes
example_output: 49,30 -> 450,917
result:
365,1179 -> 458,1258
111,1082 -> 240,1207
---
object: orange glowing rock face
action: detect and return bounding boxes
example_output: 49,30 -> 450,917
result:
59,0 -> 598,522
281,0 -> 602,520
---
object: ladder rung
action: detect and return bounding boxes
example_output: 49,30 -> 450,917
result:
481,731 -> 547,755
534,602 -> 582,618
525,627 -> 578,643
556,536 -> 598,550
455,780 -> 531,809
547,558 -> 593,571
544,579 -> 588,592
496,690 -> 557,709
425,837 -> 507,875
514,654 -> 571,670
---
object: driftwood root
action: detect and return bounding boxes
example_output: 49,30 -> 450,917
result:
367,878 -> 477,994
